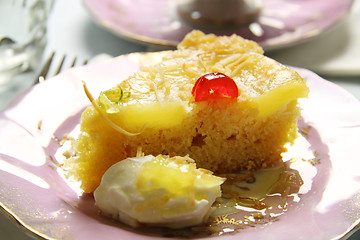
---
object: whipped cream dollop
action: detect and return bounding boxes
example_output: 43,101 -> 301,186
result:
94,155 -> 225,228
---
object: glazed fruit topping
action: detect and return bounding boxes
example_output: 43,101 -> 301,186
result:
192,73 -> 239,102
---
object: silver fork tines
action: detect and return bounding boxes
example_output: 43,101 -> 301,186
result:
37,52 -> 88,84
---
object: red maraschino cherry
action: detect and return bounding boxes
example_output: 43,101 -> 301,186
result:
192,73 -> 239,102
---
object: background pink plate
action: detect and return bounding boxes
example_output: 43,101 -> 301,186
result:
82,0 -> 353,51
1,52 -> 360,239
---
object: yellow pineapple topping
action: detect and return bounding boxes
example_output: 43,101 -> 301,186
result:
138,155 -> 224,198
92,31 -> 308,132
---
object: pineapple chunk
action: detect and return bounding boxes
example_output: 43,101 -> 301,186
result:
224,53 -> 309,117
253,83 -> 309,117
111,102 -> 188,131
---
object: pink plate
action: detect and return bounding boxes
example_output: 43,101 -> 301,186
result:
82,0 -> 353,50
1,52 -> 360,239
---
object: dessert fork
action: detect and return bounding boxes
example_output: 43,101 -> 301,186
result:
36,51 -> 88,83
